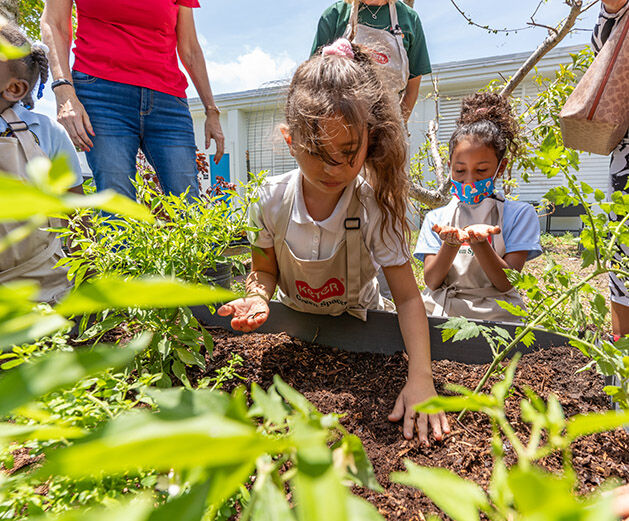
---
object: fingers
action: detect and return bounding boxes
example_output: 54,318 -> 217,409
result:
403,404 -> 416,440
432,224 -> 442,234
230,312 -> 266,333
388,394 -> 405,422
429,413 -> 443,442
217,304 -> 234,317
440,411 -> 451,436
489,226 -> 501,235
83,111 -> 95,137
213,135 -> 225,164
416,413 -> 429,446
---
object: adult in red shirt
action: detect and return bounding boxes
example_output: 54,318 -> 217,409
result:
41,0 -> 224,200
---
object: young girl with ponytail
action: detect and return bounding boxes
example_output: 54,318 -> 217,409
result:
414,92 -> 542,322
219,39 -> 449,444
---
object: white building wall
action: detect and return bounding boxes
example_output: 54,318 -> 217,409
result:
189,45 -> 612,203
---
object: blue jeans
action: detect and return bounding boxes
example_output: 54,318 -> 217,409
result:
72,70 -> 199,200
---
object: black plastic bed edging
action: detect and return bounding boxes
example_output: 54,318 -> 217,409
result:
190,301 -> 568,365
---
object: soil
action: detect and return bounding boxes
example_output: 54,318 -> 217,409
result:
200,328 -> 629,521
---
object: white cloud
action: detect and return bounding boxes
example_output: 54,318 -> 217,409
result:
200,47 -> 297,95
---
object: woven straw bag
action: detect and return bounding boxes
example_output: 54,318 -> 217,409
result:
560,10 -> 629,156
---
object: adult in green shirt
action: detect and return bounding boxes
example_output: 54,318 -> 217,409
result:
311,0 -> 431,122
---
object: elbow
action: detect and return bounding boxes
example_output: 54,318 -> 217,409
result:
423,274 -> 440,292
178,43 -> 203,70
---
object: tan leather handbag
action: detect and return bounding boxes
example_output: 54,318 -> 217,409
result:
560,10 -> 629,156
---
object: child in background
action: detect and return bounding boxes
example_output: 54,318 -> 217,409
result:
0,20 -> 84,303
414,92 -> 542,322
219,39 -> 449,444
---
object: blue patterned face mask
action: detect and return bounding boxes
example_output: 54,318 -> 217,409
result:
450,157 -> 504,205
450,176 -> 495,205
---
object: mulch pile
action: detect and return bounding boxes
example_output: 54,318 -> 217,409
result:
201,329 -> 629,521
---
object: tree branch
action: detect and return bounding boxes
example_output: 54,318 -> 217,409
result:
409,120 -> 452,208
500,0 -> 583,97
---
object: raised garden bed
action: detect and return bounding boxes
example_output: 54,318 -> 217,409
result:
193,328 -> 629,521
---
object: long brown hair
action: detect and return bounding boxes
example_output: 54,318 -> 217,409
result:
285,42 -> 410,248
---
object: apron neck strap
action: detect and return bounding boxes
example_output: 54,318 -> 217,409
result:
1,106 -> 45,162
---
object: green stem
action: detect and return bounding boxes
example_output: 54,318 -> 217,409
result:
457,270 -> 600,422
565,174 -> 604,272
85,393 -> 115,419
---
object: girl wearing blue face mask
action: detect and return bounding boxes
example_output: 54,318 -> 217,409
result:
414,92 -> 542,322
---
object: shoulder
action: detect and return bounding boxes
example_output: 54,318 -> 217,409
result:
257,169 -> 297,206
319,1 -> 350,20
395,1 -> 419,19
502,198 -> 538,224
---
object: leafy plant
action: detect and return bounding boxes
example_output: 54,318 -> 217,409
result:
391,354 -> 629,521
55,171 -> 262,385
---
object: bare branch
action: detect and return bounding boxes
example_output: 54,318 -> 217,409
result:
409,181 -> 451,208
449,0 -> 532,33
428,120 -> 446,186
527,21 -> 559,36
500,0 -> 583,97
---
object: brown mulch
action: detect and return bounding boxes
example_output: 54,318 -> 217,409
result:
200,329 -> 629,521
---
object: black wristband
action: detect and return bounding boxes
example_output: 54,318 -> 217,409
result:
51,79 -> 73,91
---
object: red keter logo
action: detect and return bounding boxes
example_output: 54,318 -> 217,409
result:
295,278 -> 345,303
366,48 -> 389,65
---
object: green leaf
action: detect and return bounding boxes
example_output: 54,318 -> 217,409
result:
292,450 -> 348,521
567,409 -> 629,439
145,387 -> 231,420
496,300 -> 528,317
55,276 -> 235,316
337,434 -> 382,492
75,314 -> 126,342
415,394 -> 496,414
0,312 -> 70,351
146,479 -> 211,521
273,375 -> 317,416
391,461 -> 488,521
0,37 -> 30,61
250,383 -> 290,425
0,422 -> 85,442
346,495 -> 385,521
0,334 -> 149,416
38,410 -> 284,478
250,475 -> 296,521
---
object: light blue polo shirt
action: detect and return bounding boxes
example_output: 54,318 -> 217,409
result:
414,196 -> 543,262
0,103 -> 83,187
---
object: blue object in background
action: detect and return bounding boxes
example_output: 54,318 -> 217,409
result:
210,153 -> 230,185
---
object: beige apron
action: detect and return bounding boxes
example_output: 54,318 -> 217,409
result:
273,172 -> 391,321
422,195 -> 526,322
344,1 -> 410,95
0,107 -> 72,304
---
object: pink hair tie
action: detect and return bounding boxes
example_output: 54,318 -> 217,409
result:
322,38 -> 354,59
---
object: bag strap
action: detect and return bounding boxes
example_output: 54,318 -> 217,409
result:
588,11 -> 629,120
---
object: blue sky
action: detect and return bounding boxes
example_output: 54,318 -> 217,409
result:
187,0 -> 601,95
37,1 -> 602,117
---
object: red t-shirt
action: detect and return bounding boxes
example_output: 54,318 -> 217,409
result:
73,0 -> 200,97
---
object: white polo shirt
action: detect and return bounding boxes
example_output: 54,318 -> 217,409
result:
249,169 -> 409,268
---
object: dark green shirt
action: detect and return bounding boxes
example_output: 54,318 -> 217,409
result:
311,1 -> 431,79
